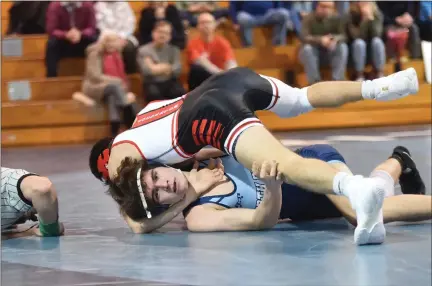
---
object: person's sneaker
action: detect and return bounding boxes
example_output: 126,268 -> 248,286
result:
391,146 -> 426,195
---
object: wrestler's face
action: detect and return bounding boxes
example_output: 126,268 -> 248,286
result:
141,167 -> 188,205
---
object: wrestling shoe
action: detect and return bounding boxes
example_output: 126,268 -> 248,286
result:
391,146 -> 426,195
364,67 -> 419,101
345,175 -> 386,245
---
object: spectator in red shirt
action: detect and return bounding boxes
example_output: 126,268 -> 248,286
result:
186,12 -> 237,90
45,2 -> 98,77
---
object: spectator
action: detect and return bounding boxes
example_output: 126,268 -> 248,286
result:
176,2 -> 229,28
377,2 -> 422,60
346,2 -> 386,80
418,1 -> 432,42
45,2 -> 97,77
139,2 -> 185,50
94,1 -> 138,74
230,1 -> 290,47
137,21 -> 185,103
79,32 -> 139,137
7,1 -> 50,35
283,2 -> 313,38
299,1 -> 348,84
186,13 -> 237,91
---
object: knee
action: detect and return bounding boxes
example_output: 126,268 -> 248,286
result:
31,177 -> 54,197
237,12 -> 254,26
46,37 -> 59,51
273,8 -> 290,22
353,38 -> 367,50
336,42 -> 348,58
105,82 -> 124,94
371,37 -> 385,50
300,44 -> 315,56
122,41 -> 136,54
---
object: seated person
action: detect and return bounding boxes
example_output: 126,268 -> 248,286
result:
186,13 -> 237,90
110,144 -> 429,240
6,1 -> 49,35
377,1 -> 422,65
139,2 -> 185,50
94,1 -> 139,74
176,1 -> 229,28
229,1 -> 290,47
346,2 -> 386,80
137,21 -> 185,103
75,32 -> 139,137
45,1 -> 97,77
1,167 -> 64,238
299,1 -> 348,84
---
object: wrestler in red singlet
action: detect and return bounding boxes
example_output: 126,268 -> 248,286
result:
90,67 -> 311,182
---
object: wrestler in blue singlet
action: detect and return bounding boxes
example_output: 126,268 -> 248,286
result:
185,144 -> 344,221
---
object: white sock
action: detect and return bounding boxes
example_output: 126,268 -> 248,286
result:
370,170 -> 395,197
361,80 -> 376,100
332,172 -> 353,196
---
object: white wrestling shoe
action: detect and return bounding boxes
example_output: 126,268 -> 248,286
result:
345,175 -> 386,245
366,67 -> 419,101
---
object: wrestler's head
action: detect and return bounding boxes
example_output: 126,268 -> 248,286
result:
89,137 -> 114,182
107,158 -> 189,221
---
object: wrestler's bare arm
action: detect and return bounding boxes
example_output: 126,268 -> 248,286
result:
185,161 -> 282,232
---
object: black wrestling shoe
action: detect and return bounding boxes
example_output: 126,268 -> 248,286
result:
390,146 -> 426,195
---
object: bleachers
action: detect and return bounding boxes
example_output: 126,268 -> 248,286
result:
1,2 -> 431,147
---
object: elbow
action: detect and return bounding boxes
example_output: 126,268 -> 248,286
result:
251,217 -> 278,230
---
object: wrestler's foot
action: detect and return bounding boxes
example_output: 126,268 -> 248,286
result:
391,146 -> 426,195
363,68 -> 419,101
346,175 -> 386,245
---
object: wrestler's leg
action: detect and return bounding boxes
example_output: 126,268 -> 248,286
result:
327,160 -> 431,225
234,127 -> 386,245
259,68 -> 418,119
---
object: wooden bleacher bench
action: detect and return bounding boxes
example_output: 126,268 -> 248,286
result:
1,74 -> 142,103
2,100 -> 108,129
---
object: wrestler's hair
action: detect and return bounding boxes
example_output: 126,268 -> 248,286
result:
89,137 -> 113,182
106,157 -> 165,221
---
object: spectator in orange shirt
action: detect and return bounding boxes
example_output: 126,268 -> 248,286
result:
186,12 -> 237,90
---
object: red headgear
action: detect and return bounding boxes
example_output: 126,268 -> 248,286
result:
97,148 -> 111,181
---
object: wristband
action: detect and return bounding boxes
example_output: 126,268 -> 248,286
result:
39,220 -> 61,237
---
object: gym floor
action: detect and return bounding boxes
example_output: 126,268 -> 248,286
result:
2,125 -> 431,286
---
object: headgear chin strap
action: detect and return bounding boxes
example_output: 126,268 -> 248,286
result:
136,167 -> 152,219
97,148 -> 111,182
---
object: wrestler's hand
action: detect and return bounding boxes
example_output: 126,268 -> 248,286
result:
187,161 -> 225,196
252,160 -> 283,190
206,158 -> 224,172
